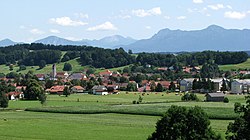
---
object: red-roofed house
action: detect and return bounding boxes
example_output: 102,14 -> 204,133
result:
48,85 -> 65,95
71,86 -> 85,93
99,70 -> 113,77
16,86 -> 26,92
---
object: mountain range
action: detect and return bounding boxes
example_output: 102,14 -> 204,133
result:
123,25 -> 250,52
1,25 -> 250,52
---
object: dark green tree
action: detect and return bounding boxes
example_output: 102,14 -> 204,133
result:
169,81 -> 176,91
24,79 -> 44,100
63,86 -> 71,97
148,106 -> 222,140
126,83 -> 137,91
200,61 -> 220,78
39,60 -> 46,69
226,96 -> 250,140
0,92 -> 8,108
38,93 -> 47,105
155,83 -> 164,92
220,79 -> 228,92
63,63 -> 72,71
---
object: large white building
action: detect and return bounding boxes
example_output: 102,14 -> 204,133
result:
180,78 -> 194,92
231,79 -> 250,94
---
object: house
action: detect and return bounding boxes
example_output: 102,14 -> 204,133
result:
211,78 -> 223,92
159,81 -> 171,89
206,93 -> 225,102
138,85 -> 151,92
68,73 -> 86,80
15,86 -> 26,92
35,74 -> 46,81
99,70 -> 113,77
92,85 -> 108,95
71,86 -> 85,93
157,67 -> 168,71
118,83 -> 128,90
56,72 -> 69,79
7,91 -> 24,100
48,85 -> 65,95
180,78 -> 194,92
231,79 -> 250,94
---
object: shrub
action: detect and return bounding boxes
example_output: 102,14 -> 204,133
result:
223,97 -> 229,103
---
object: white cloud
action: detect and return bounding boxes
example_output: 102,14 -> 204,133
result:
177,16 -> 186,20
224,11 -> 246,19
30,28 -> 45,35
75,13 -> 89,19
50,29 -> 60,33
226,5 -> 233,9
145,26 -> 151,29
247,10 -> 250,14
132,7 -> 162,17
87,21 -> 117,31
193,0 -> 203,4
208,4 -> 224,10
119,15 -> 131,19
50,17 -> 88,26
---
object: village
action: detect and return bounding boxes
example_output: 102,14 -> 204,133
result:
3,63 -> 250,103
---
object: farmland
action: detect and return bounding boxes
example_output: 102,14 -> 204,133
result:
219,58 -> 250,71
1,92 -> 246,139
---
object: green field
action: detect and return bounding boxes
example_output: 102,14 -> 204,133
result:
0,58 -> 89,75
1,93 -> 246,139
219,58 -> 250,71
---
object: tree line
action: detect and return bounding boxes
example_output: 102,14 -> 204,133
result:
0,44 -> 248,69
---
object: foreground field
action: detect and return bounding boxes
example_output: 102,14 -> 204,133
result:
0,111 -> 157,140
3,93 -> 246,139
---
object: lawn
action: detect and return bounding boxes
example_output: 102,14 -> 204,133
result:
219,58 -> 250,71
0,111 -> 158,140
0,58 -> 87,75
3,92 -> 244,140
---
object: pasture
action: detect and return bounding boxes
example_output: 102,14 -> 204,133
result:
219,58 -> 250,71
1,92 -> 247,139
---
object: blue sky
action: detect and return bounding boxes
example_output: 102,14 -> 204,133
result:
1,0 -> 250,42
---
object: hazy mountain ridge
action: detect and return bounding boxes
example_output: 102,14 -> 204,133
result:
0,39 -> 21,47
34,36 -> 88,46
123,25 -> 250,53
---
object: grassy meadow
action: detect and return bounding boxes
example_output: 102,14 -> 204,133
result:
1,92 -> 247,139
219,58 -> 250,71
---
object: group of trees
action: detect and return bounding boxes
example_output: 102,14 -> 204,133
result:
149,96 -> 250,140
79,48 -> 135,68
0,44 -> 248,71
148,106 -> 222,140
192,78 -> 215,92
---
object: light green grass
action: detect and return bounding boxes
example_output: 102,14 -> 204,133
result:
219,58 -> 250,71
95,64 -> 131,73
3,93 -> 242,140
0,111 -> 158,140
7,93 -> 246,120
0,58 -> 87,75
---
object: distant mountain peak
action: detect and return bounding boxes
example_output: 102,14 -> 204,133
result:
206,25 -> 225,30
0,38 -> 19,47
124,25 -> 250,53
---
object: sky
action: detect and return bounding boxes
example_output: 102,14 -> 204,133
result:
0,0 -> 250,42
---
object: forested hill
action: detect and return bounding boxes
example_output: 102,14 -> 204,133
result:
0,43 -> 248,69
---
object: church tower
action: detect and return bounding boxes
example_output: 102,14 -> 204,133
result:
52,64 -> 56,80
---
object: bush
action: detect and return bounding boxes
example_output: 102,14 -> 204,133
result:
148,106 -> 222,140
132,100 -> 136,104
181,93 -> 199,101
223,97 -> 229,103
